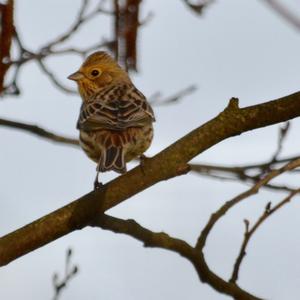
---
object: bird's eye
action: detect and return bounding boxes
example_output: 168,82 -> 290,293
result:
91,69 -> 100,77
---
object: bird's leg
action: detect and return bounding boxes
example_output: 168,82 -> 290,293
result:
139,154 -> 150,175
94,172 -> 103,190
94,162 -> 103,190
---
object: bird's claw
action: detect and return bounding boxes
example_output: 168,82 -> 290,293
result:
94,171 -> 103,190
94,180 -> 103,191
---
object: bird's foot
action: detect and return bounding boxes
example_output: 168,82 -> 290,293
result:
94,171 -> 103,191
94,179 -> 103,191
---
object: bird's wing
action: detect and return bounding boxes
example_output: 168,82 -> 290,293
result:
77,83 -> 155,131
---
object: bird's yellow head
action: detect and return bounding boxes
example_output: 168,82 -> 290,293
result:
68,51 -> 130,100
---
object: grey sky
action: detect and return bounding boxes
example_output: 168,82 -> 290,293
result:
1,0 -> 300,299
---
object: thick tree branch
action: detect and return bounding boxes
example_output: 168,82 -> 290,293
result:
0,0 -> 14,94
114,0 -> 143,71
93,214 -> 262,300
1,91 -> 300,270
0,117 -> 79,146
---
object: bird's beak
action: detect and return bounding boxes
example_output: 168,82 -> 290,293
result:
67,71 -> 84,81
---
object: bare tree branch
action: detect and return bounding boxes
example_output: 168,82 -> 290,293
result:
114,0 -> 143,71
263,0 -> 300,31
92,214 -> 262,300
192,153 -> 300,175
43,0 -> 90,50
191,122 -> 297,192
230,188 -> 300,284
149,85 -> 197,106
124,0 -> 141,71
191,162 -> 297,192
270,121 -> 290,163
0,0 -> 14,94
1,91 -> 300,298
49,39 -> 115,57
37,59 -> 76,94
2,0 -> 114,96
0,85 -> 197,146
196,158 -> 300,252
52,248 -> 79,300
0,117 -> 79,146
0,113 -> 298,194
41,0 -> 112,52
182,0 -> 214,15
1,118 -> 297,191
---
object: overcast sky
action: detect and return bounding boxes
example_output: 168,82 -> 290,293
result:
1,0 -> 300,299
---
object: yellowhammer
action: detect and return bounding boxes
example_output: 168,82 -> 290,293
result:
68,51 -> 155,189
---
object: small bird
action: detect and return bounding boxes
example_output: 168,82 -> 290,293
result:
68,51 -> 155,189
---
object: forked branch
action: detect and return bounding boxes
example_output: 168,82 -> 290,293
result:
93,214 -> 262,300
196,158 -> 300,252
1,91 -> 300,299
230,189 -> 300,284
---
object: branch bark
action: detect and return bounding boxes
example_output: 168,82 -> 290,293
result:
93,214 -> 262,300
0,117 -> 79,146
263,0 -> 300,31
196,158 -> 300,252
229,188 -> 300,284
0,0 -> 14,93
1,92 -> 300,292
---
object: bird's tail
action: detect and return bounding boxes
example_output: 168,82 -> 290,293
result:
96,131 -> 127,174
101,145 -> 126,173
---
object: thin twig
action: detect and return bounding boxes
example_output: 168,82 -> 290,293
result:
52,248 -> 79,300
37,59 -> 76,94
191,154 -> 300,173
230,189 -> 300,283
50,39 -> 116,57
42,0 -> 112,51
45,0 -> 90,50
269,121 -> 290,165
0,117 -> 79,146
191,125 -> 300,190
149,85 -> 197,106
3,0 -> 114,96
263,0 -> 300,31
191,161 -> 298,192
182,0 -> 214,15
196,158 -> 300,251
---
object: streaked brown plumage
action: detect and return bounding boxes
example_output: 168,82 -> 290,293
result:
68,51 -> 155,188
